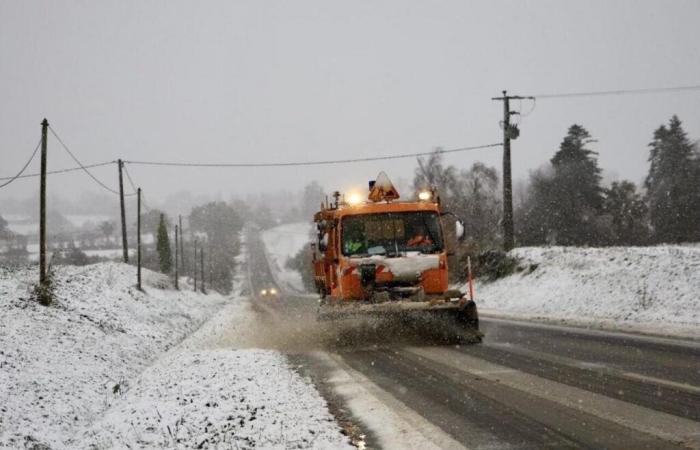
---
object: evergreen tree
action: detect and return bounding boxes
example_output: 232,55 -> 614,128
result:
603,181 -> 648,245
518,125 -> 605,245
645,116 -> 700,242
156,213 -> 172,273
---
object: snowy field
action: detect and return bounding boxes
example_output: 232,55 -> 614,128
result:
474,245 -> 700,337
260,222 -> 312,292
0,263 -> 226,448
0,252 -> 351,448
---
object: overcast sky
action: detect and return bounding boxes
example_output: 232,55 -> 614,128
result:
1,0 -> 699,206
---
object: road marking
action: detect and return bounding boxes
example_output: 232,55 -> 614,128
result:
311,352 -> 471,450
406,346 -> 700,449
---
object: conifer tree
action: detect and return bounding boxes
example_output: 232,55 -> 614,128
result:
521,125 -> 605,245
645,116 -> 700,243
603,181 -> 648,245
156,213 -> 172,273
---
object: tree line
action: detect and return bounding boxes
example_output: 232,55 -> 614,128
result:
416,115 -> 700,248
144,202 -> 243,294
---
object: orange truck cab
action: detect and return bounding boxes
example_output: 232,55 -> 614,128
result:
311,173 -> 480,337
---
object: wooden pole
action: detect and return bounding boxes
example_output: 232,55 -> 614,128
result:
193,240 -> 197,292
118,159 -> 129,262
174,224 -> 179,290
208,245 -> 212,287
137,187 -> 142,290
39,119 -> 48,287
501,92 -> 514,251
179,215 -> 185,273
200,246 -> 205,294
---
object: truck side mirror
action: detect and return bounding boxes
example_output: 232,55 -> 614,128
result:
318,232 -> 329,252
455,220 -> 465,242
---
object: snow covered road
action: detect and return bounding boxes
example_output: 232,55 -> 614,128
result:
249,224 -> 700,450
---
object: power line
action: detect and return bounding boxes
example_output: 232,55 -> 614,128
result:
122,163 -> 138,194
0,161 -> 116,182
532,84 -> 700,100
48,126 -> 128,196
0,139 -> 42,188
123,143 -> 503,168
122,164 -> 152,211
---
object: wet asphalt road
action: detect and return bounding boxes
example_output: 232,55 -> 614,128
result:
246,230 -> 700,450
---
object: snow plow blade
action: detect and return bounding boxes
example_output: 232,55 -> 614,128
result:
317,298 -> 482,343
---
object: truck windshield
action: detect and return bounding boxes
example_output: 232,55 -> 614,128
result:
341,211 -> 444,257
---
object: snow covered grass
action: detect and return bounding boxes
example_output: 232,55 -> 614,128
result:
473,245 -> 700,337
261,222 -> 312,292
83,300 -> 352,449
1,240 -> 353,449
0,262 -> 227,449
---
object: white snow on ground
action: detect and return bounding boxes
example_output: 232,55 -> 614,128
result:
472,245 -> 700,337
83,300 -> 353,450
0,263 -> 226,449
1,240 -> 352,449
261,222 -> 312,292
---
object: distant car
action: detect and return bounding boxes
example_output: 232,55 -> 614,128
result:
259,287 -> 278,298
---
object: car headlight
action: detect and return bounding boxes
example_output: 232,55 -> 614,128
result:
270,288 -> 278,295
260,289 -> 267,296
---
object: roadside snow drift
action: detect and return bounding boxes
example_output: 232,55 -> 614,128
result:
475,245 -> 700,337
261,222 -> 312,292
0,263 -> 226,449
1,253 -> 353,449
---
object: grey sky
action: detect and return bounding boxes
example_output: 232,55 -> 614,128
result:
1,0 -> 699,206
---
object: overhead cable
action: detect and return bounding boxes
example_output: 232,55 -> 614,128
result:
48,126 -> 128,196
0,161 -> 116,182
0,139 -> 42,188
123,143 -> 503,168
532,84 -> 700,99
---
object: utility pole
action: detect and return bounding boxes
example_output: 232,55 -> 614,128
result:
39,119 -> 48,288
200,246 -> 205,294
118,159 -> 129,263
193,240 -> 197,292
137,187 -> 142,290
178,215 -> 185,273
491,90 -> 533,251
208,245 -> 212,287
174,225 -> 179,290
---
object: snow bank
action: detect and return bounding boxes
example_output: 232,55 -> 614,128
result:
0,263 -> 227,449
79,285 -> 352,449
261,222 -> 312,292
84,347 -> 352,449
474,245 -> 700,337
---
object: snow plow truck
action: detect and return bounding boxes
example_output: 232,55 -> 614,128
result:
312,172 -> 481,341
